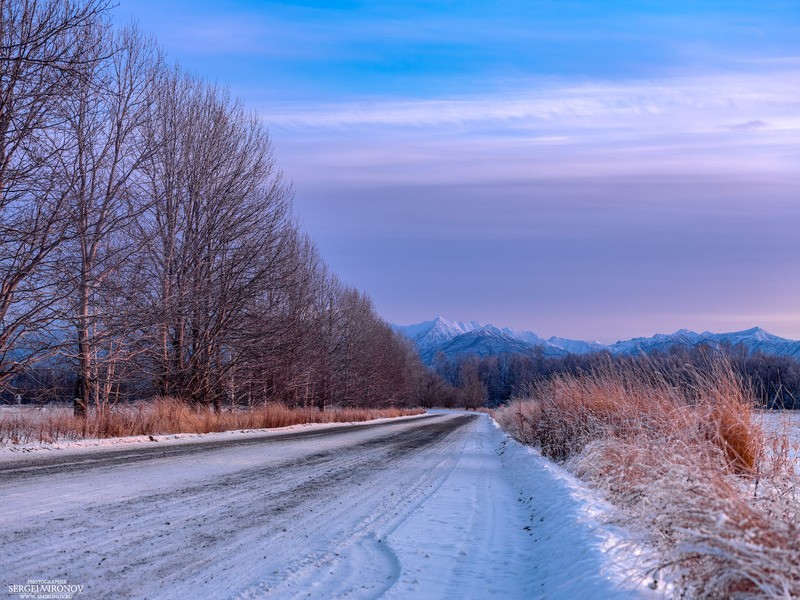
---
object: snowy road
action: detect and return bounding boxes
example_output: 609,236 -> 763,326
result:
1,412 -> 652,599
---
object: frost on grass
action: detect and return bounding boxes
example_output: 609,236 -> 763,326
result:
494,360 -> 800,599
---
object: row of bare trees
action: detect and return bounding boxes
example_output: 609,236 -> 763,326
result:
1,0 -> 426,414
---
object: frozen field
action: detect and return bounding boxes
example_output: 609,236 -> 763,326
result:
1,411 -> 656,599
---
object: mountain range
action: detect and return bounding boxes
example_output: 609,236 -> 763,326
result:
392,317 -> 800,364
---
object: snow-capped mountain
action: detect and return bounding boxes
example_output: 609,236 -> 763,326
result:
704,327 -> 800,359
546,336 -> 608,355
604,327 -> 800,359
436,329 -> 542,361
390,317 -> 485,363
393,317 -> 567,363
393,318 -> 800,364
608,328 -> 704,355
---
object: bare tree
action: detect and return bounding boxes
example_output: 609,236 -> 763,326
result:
0,0 -> 109,388
137,68 -> 293,411
459,357 -> 489,410
239,232 -> 326,408
57,23 -> 161,416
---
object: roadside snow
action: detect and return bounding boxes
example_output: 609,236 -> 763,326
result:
486,419 -> 662,597
380,416 -> 657,599
1,412 -> 657,599
0,410 -> 428,460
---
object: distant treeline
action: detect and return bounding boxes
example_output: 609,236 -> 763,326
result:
431,345 -> 800,409
1,0 -> 426,414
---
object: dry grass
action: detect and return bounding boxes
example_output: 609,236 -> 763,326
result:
494,361 -> 800,599
0,398 -> 424,445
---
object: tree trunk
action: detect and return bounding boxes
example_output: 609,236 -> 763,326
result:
74,276 -> 91,417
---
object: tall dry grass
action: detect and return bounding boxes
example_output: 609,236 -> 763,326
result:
494,360 -> 800,599
0,398 -> 424,445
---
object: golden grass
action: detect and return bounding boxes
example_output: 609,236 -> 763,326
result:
0,398 -> 424,444
494,360 -> 800,598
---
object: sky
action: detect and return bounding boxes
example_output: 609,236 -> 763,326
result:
115,0 -> 800,343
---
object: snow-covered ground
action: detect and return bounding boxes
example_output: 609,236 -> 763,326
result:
1,412 -> 657,599
758,409 -> 800,464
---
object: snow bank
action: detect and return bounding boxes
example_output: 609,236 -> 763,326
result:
489,418 -> 661,597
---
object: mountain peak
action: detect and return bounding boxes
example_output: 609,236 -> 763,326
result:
740,326 -> 767,335
429,317 -> 484,334
723,326 -> 778,343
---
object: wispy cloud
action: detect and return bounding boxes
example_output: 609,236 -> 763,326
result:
265,72 -> 800,198
265,72 -> 800,130
730,120 -> 768,131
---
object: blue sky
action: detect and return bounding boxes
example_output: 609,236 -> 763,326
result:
116,0 -> 800,342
